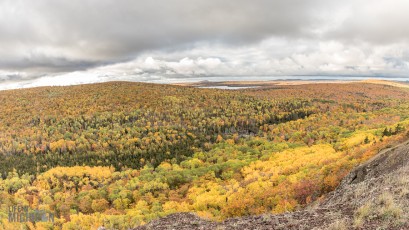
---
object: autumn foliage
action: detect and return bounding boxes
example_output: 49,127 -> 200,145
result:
0,81 -> 409,229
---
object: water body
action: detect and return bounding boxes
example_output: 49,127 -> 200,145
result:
197,86 -> 260,90
145,75 -> 409,84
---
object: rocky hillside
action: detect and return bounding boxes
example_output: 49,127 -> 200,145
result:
135,139 -> 409,230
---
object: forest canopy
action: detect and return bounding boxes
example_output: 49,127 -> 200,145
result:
0,81 -> 409,229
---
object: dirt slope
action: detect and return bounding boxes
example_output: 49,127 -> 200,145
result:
135,139 -> 409,230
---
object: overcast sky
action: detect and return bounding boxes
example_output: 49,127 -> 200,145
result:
0,0 -> 409,89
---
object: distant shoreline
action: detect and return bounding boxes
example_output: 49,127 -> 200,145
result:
173,79 -> 356,87
172,79 -> 409,89
0,77 -> 408,92
167,75 -> 409,85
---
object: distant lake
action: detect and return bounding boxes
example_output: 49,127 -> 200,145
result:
197,86 -> 260,90
143,75 -> 409,84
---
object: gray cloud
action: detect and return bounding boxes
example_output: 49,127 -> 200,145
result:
0,0 -> 331,70
0,0 -> 408,88
326,0 -> 409,44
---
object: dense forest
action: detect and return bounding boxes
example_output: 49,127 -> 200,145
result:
0,81 -> 409,229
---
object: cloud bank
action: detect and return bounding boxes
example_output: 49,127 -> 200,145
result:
0,0 -> 408,89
